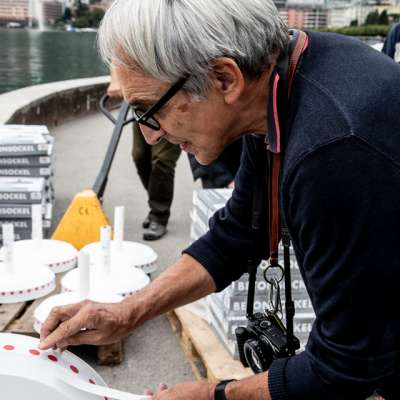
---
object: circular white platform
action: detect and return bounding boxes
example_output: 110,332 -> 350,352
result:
81,241 -> 158,274
34,292 -> 123,334
0,239 -> 77,273
61,266 -> 150,298
0,333 -> 107,400
0,264 -> 55,303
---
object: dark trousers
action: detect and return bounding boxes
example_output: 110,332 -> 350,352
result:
132,123 -> 181,225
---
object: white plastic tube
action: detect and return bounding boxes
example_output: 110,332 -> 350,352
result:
114,206 -> 125,248
31,204 -> 43,243
78,251 -> 90,299
2,223 -> 14,274
100,225 -> 111,276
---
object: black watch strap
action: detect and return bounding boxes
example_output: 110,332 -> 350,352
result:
214,379 -> 236,400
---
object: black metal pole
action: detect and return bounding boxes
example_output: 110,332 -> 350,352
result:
93,100 -> 131,200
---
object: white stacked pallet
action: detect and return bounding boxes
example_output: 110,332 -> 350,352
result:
190,188 -> 315,359
0,125 -> 55,242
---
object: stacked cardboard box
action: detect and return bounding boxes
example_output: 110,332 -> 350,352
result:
0,125 -> 55,242
190,188 -> 315,359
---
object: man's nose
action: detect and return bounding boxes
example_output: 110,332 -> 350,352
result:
139,124 -> 165,145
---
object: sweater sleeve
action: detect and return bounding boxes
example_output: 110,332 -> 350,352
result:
183,135 -> 270,291
268,136 -> 400,399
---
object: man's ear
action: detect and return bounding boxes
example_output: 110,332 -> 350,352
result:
210,57 -> 245,105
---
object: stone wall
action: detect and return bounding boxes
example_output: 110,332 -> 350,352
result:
0,76 -> 110,127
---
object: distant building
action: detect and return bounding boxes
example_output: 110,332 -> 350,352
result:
43,1 -> 63,25
279,6 -> 328,29
0,0 -> 63,26
0,0 -> 29,26
327,0 -> 400,27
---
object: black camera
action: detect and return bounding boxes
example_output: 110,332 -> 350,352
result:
235,310 -> 300,374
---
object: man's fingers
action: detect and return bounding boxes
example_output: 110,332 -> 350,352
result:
144,389 -> 154,396
159,383 -> 168,391
39,312 -> 86,350
57,330 -> 103,348
40,302 -> 82,342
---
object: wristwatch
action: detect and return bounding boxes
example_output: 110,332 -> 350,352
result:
214,379 -> 236,400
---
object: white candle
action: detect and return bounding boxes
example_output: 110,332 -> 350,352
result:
2,223 -> 14,274
100,225 -> 111,276
31,204 -> 43,243
114,206 -> 125,248
79,251 -> 90,299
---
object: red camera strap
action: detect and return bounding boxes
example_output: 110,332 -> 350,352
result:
269,30 -> 309,265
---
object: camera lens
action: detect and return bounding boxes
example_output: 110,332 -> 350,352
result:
243,339 -> 274,374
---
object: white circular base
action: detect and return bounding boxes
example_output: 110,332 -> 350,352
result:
0,333 -> 106,400
34,292 -> 123,334
0,239 -> 77,273
0,265 -> 55,303
81,241 -> 158,274
61,266 -> 150,298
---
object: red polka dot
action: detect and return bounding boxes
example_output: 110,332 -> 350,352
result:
89,379 -> 96,384
48,355 -> 58,362
29,349 -> 40,356
4,345 -> 14,351
70,365 -> 79,374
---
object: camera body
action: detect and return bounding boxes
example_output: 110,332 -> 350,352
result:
235,311 -> 299,373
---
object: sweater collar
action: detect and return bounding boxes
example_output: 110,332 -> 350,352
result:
266,30 -> 308,154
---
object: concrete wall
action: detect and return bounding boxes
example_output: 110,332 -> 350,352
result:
0,76 -> 111,127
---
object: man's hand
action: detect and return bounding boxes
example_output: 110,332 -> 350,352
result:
144,381 -> 214,400
39,255 -> 216,351
39,300 -> 133,351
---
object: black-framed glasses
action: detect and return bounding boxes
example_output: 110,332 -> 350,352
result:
131,76 -> 188,131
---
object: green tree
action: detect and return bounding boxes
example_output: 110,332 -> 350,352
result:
365,10 -> 379,25
91,8 -> 105,26
378,10 -> 389,25
63,7 -> 72,21
350,19 -> 358,27
74,1 -> 89,17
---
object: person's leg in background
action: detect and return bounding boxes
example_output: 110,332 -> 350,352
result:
143,135 -> 181,240
132,123 -> 181,240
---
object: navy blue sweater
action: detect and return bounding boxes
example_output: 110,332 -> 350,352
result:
184,32 -> 400,399
382,23 -> 400,61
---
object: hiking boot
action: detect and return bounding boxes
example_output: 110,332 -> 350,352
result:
143,221 -> 167,241
142,216 -> 151,229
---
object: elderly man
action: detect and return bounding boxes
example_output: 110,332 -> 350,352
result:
40,1 -> 400,399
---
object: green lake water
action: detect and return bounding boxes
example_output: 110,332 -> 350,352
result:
0,29 -> 107,94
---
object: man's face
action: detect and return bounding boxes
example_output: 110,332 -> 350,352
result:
115,65 -> 239,165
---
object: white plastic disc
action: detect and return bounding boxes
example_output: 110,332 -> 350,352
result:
81,241 -> 158,274
0,239 -> 77,273
34,292 -> 123,334
61,266 -> 150,298
0,333 -> 106,400
0,264 -> 55,303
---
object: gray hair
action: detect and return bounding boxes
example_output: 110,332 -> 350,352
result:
98,0 -> 289,97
